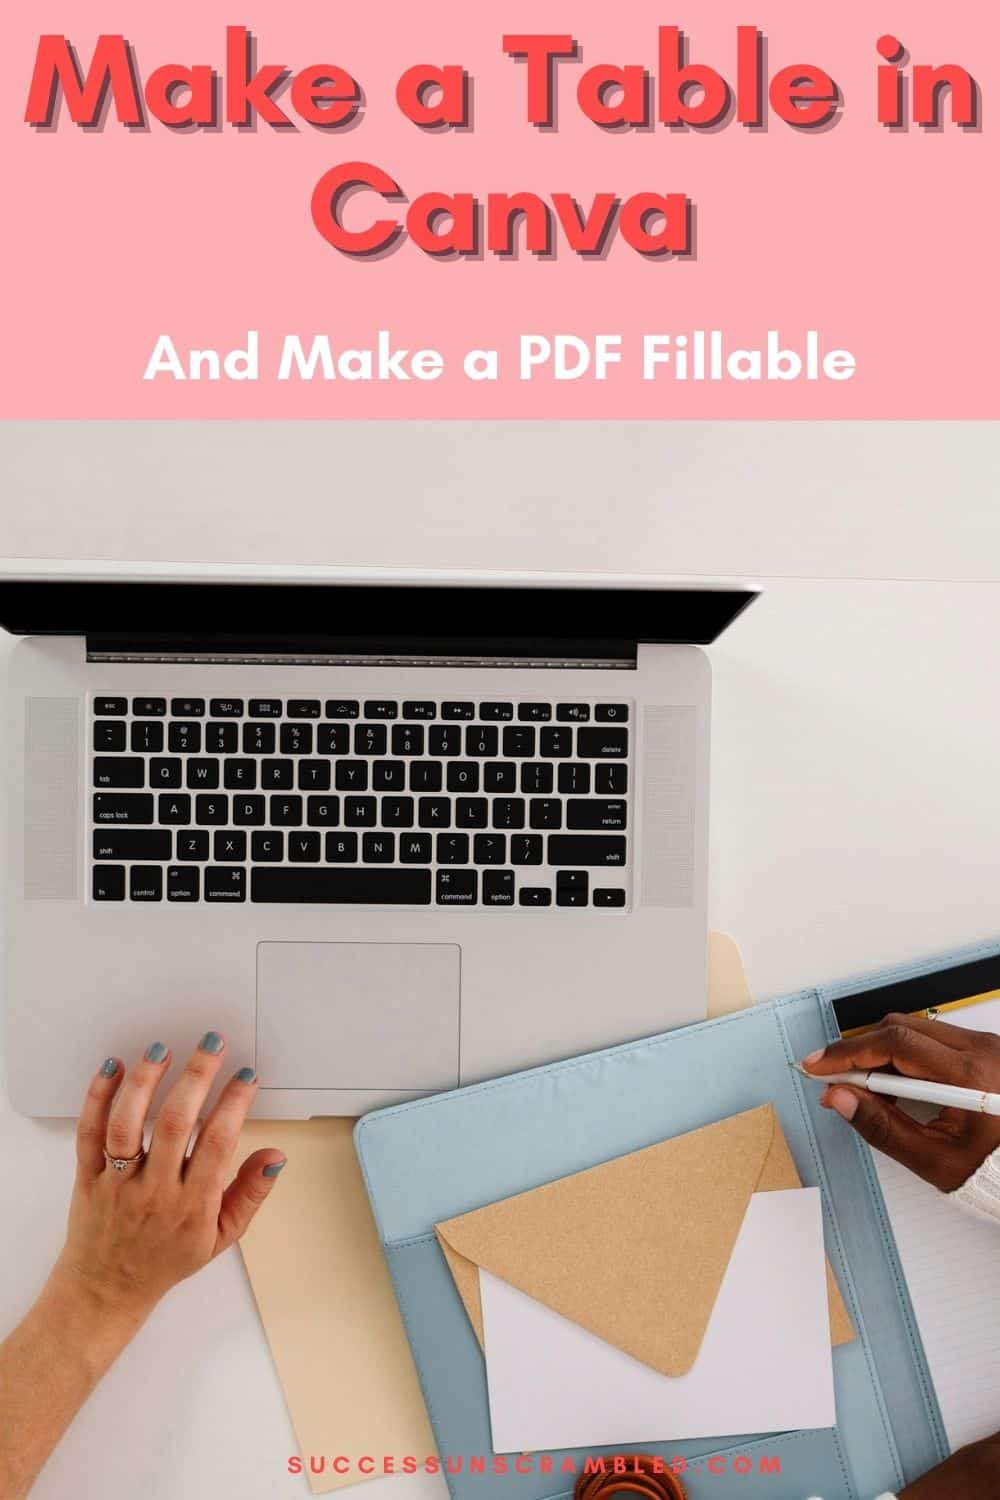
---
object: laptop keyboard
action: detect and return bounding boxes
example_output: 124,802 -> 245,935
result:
90,696 -> 631,908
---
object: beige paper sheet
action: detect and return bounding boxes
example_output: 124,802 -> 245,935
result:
237,932 -> 753,1493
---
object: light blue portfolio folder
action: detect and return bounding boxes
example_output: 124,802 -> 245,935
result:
354,942 -> 982,1500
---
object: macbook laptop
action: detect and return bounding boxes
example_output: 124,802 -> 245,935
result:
1,562 -> 755,1117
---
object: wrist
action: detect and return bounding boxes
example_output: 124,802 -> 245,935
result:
39,1261 -> 154,1369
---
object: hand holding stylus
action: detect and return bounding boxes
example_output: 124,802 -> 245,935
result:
800,1012 -> 1000,1191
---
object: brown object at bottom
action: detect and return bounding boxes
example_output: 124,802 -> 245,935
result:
574,1455 -> 688,1500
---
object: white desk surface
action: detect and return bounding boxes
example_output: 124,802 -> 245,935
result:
3,565 -> 1000,1498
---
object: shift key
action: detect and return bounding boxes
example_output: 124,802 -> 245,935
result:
547,835 -> 626,867
92,829 -> 171,861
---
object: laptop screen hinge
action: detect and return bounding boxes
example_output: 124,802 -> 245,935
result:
86,647 -> 637,670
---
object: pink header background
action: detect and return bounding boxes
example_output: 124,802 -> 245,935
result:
2,1 -> 996,417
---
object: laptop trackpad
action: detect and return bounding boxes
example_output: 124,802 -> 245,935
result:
256,942 -> 461,1091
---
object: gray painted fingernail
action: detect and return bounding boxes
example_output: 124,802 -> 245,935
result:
145,1042 -> 168,1063
234,1066 -> 256,1084
199,1031 -> 224,1055
100,1057 -> 118,1078
262,1160 -> 286,1178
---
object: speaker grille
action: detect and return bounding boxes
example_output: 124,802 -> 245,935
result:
640,705 -> 696,908
24,697 -> 79,900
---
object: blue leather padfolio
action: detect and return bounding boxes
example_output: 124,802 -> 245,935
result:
354,941 -> 988,1500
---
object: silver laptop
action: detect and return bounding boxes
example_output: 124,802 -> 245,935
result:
1,561 -> 755,1118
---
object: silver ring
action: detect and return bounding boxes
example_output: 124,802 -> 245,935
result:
103,1145 -> 146,1173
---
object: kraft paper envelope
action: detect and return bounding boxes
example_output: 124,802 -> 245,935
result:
436,1103 -> 854,1379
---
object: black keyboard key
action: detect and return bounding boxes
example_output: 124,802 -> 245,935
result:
131,721 -> 164,753
596,763 -> 628,795
186,758 -> 220,789
511,834 -> 543,865
206,722 -> 239,754
195,794 -> 229,826
410,761 -> 443,792
205,866 -> 246,902
289,832 -> 322,862
224,759 -> 258,790
132,697 -> 166,716
167,865 -> 200,901
418,797 -> 451,827
556,870 -> 589,907
93,793 -> 153,824
93,828 -> 171,861
530,799 -> 563,830
335,761 -> 369,791
149,758 -> 182,789
297,759 -> 331,791
93,864 -> 125,900
280,723 -> 313,755
169,722 -> 202,753
355,724 -> 387,756
479,702 -> 514,721
373,760 -> 405,791
249,699 -> 282,718
325,700 -> 360,719
243,723 -> 275,755
518,703 -> 552,721
363,832 -> 395,863
447,762 -> 479,793
502,726 -> 535,758
269,796 -> 302,826
474,833 -> 507,865
345,796 -> 377,827
548,835 -> 627,867
521,763 -> 553,795
253,868 -> 432,904
429,725 -> 462,757
94,757 -> 144,788
326,833 -> 358,862
437,833 -> 469,864
318,723 -> 349,755
519,886 -> 552,907
484,762 -> 516,793
261,759 -> 294,789
251,831 -> 284,862
483,870 -> 515,905
403,701 -> 436,720
210,699 -> 244,717
456,798 -> 489,829
594,887 -> 627,908
436,869 -> 477,905
568,799 -> 627,830
94,721 -> 126,752
306,796 -> 340,826
177,831 -> 210,861
130,865 -> 163,902
596,703 -> 629,722
171,698 -> 205,718
400,833 -> 432,863
392,724 -> 424,756
493,798 -> 525,830
441,701 -> 474,720
214,830 -> 247,860
557,703 -> 590,722
466,725 -> 498,757
381,796 -> 414,827
94,697 -> 127,716
540,727 -> 573,758
559,763 -> 591,795
157,794 -> 191,824
287,700 -> 321,719
364,700 -> 398,720
578,727 -> 628,759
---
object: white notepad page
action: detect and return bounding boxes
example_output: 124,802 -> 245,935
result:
875,995 -> 1000,1451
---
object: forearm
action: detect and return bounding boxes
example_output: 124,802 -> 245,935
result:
0,1271 -> 147,1500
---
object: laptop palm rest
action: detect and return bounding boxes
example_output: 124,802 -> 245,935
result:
256,942 -> 461,1092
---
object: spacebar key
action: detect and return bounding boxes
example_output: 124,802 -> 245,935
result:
251,868 -> 432,904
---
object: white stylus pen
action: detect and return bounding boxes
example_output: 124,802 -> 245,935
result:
792,1062 -> 1000,1116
